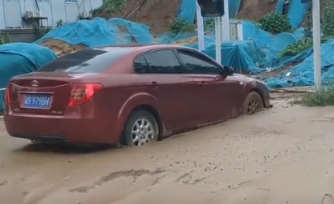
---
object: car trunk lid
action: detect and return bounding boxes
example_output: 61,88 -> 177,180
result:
8,72 -> 98,115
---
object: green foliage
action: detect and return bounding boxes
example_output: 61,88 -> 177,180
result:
301,84 -> 334,106
280,0 -> 334,57
258,13 -> 291,34
0,31 -> 10,44
91,0 -> 126,17
56,19 -> 64,27
300,1 -> 334,107
280,38 -> 313,57
322,0 -> 334,37
170,19 -> 195,33
280,36 -> 331,57
204,19 -> 214,31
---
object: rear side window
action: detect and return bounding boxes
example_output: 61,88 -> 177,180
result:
134,56 -> 149,73
38,49 -> 128,73
142,50 -> 182,74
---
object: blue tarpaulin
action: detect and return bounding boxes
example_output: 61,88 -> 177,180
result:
0,43 -> 57,112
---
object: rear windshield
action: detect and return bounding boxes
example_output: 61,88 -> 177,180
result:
38,48 -> 130,73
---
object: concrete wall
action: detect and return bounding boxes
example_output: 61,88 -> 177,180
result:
0,0 -> 103,29
3,29 -> 38,42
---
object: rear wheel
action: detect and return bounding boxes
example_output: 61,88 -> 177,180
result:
243,92 -> 264,115
122,110 -> 159,146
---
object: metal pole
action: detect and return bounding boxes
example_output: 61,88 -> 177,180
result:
312,0 -> 321,91
196,2 -> 205,51
221,0 -> 230,41
215,17 -> 222,64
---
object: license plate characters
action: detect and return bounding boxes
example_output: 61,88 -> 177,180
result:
23,94 -> 52,109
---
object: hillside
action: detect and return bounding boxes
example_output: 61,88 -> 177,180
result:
92,0 -> 182,34
92,0 -> 277,34
237,0 -> 278,20
39,0 -> 280,56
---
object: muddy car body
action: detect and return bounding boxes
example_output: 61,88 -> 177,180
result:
3,44 -> 270,146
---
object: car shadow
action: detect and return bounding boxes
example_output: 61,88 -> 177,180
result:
15,142 -> 123,154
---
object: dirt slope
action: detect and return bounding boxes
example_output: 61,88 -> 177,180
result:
93,0 -> 182,35
95,0 -> 277,34
237,0 -> 278,20
121,0 -> 182,34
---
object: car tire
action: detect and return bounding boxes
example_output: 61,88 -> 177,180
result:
243,91 -> 264,115
122,110 -> 159,146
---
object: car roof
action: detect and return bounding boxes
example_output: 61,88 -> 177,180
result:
67,44 -> 199,74
93,44 -> 190,53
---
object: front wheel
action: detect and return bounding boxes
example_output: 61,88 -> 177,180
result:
122,110 -> 159,146
243,92 -> 264,115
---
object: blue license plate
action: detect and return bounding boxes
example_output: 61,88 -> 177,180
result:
23,94 -> 52,109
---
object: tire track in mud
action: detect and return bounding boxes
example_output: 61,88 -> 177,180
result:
69,168 -> 166,193
0,180 -> 7,187
69,167 -> 211,194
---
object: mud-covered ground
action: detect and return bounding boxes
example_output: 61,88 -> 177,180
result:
1,98 -> 334,204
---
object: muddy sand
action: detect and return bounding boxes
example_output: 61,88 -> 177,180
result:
1,99 -> 334,204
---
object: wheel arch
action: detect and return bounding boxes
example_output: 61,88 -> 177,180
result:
126,104 -> 164,139
244,80 -> 267,107
248,88 -> 266,107
116,93 -> 165,143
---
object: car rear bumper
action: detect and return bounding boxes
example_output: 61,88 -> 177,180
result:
4,115 -> 119,144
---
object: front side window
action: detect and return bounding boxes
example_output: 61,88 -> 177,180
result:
38,48 -> 129,73
177,50 -> 220,74
143,50 -> 182,74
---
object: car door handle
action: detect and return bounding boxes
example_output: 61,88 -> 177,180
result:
197,81 -> 208,87
147,81 -> 158,88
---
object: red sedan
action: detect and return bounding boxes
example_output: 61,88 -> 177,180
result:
4,44 -> 270,146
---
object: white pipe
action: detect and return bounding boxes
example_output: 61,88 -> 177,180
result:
196,2 -> 205,51
215,17 -> 222,64
236,21 -> 243,41
312,0 -> 321,91
221,0 -> 230,41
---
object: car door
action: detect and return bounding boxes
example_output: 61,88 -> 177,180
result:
175,49 -> 241,123
133,49 -> 198,130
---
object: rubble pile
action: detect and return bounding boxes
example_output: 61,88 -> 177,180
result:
40,39 -> 86,57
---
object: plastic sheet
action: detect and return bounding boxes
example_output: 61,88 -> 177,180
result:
0,43 -> 57,111
288,0 -> 308,29
265,40 -> 334,88
35,17 -> 154,47
177,0 -> 197,23
229,0 -> 242,18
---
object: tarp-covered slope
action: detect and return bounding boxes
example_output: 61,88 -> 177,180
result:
0,43 -> 57,111
35,17 -> 289,74
265,40 -> 334,88
34,0 -> 312,88
35,18 -> 154,46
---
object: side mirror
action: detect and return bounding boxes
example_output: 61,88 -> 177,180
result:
220,66 -> 234,76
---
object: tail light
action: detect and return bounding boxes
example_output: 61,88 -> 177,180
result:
68,83 -> 103,107
5,84 -> 11,105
